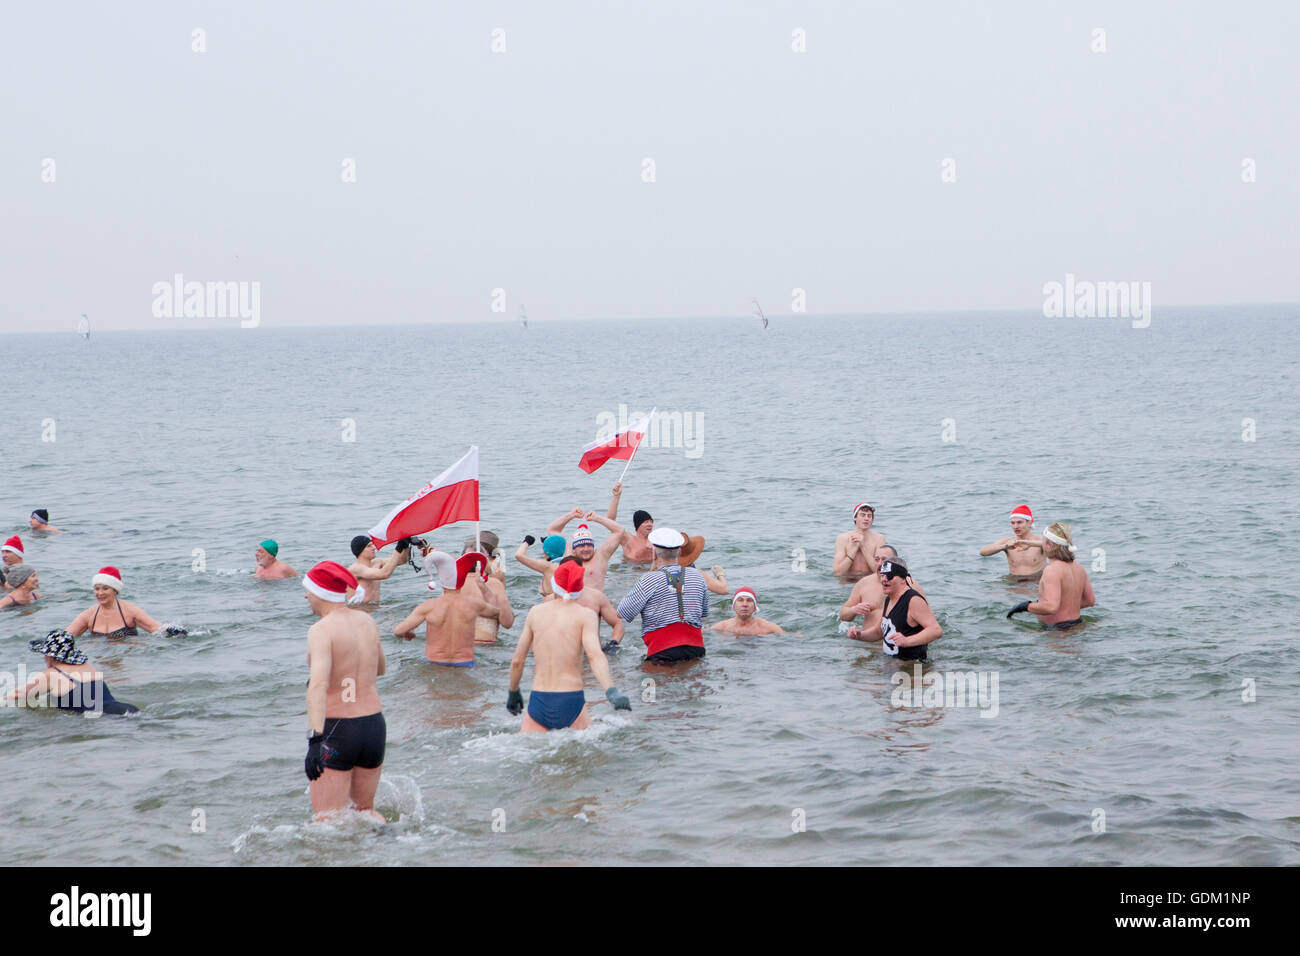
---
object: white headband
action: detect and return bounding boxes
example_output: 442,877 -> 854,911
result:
1043,529 -> 1077,553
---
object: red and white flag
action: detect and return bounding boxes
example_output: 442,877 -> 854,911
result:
578,408 -> 655,474
368,446 -> 480,548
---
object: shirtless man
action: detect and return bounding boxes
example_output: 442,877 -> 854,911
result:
842,545 -> 925,640
545,510 -> 625,592
552,556 -> 625,650
713,586 -> 784,636
979,504 -> 1045,579
254,539 -> 298,580
856,558 -> 942,661
606,481 -> 654,564
301,561 -> 388,823
833,503 -> 887,582
506,561 -> 631,732
393,551 -> 499,666
458,533 -> 514,643
28,510 -> 63,533
1007,522 -> 1094,629
347,534 -> 410,604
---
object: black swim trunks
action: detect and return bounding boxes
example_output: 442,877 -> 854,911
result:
644,645 -> 706,664
320,712 -> 386,771
1051,618 -> 1083,631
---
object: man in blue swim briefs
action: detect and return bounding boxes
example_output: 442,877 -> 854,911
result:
393,550 -> 499,666
507,561 -> 630,732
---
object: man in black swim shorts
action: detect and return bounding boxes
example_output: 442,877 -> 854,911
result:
301,561 -> 389,822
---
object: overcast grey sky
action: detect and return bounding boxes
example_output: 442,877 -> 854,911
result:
3,0 -> 1297,333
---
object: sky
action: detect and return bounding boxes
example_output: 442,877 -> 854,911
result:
2,0 -> 1297,333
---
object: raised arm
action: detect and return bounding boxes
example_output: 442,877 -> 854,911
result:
701,567 -> 729,594
547,508 -> 585,534
587,512 -> 628,558
607,482 -> 623,520
514,542 -> 551,576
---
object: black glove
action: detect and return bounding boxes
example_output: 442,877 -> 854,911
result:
506,689 -> 524,715
305,734 -> 325,781
601,639 -> 621,653
1006,601 -> 1031,619
606,686 -> 631,711
395,538 -> 411,552
523,535 -> 536,546
163,624 -> 187,636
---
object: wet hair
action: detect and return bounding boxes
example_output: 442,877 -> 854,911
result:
558,554 -> 585,567
1043,522 -> 1075,562
876,544 -> 898,558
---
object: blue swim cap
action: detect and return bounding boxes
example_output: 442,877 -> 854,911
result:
542,535 -> 566,560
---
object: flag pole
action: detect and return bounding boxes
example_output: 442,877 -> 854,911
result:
616,408 -> 656,484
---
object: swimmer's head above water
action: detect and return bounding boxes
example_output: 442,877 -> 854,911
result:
256,539 -> 279,565
1042,523 -> 1076,562
1010,504 -> 1033,535
29,509 -> 50,530
551,560 -> 584,599
91,566 -> 123,600
852,502 -> 875,529
731,586 -> 759,619
633,510 -> 654,534
302,560 -> 357,611
2,536 -> 24,565
648,527 -> 684,564
350,535 -> 375,560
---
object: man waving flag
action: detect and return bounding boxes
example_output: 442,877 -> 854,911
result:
579,408 -> 655,475
369,446 -> 480,548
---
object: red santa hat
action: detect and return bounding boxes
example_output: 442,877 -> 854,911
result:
551,561 -> 585,600
1010,505 -> 1033,523
731,586 -> 759,615
302,561 -> 357,602
852,502 -> 874,518
456,552 -> 489,589
2,535 -> 24,557
92,566 -> 123,592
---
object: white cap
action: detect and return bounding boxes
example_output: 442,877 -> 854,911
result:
647,527 -> 685,549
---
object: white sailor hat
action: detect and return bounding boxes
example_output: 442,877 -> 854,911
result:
647,527 -> 685,549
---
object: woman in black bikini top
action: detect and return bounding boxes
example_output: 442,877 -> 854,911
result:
64,565 -> 184,638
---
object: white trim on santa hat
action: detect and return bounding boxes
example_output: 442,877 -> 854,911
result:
731,587 -> 760,615
1010,505 -> 1033,522
2,537 -> 24,557
92,568 -> 123,591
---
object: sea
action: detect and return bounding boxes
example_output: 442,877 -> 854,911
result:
3,305 -> 1298,865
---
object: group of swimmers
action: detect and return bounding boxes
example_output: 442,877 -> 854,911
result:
4,489 -> 1096,823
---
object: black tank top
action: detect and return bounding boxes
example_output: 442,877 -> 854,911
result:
880,588 -> 927,661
